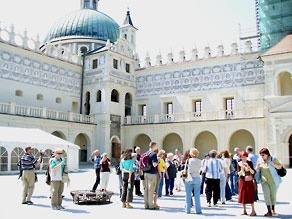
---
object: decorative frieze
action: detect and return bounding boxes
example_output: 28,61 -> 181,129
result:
0,50 -> 81,94
136,60 -> 264,96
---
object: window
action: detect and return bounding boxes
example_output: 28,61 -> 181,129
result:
141,104 -> 147,116
56,97 -> 62,103
92,59 -> 98,69
167,102 -> 173,115
194,100 -> 202,116
96,90 -> 101,102
113,59 -> 118,69
36,94 -> 43,100
15,90 -> 23,96
225,97 -> 234,118
111,89 -> 119,102
126,63 -> 130,73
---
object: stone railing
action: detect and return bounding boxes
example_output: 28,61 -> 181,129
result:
0,102 -> 94,124
124,108 -> 264,125
0,23 -> 81,65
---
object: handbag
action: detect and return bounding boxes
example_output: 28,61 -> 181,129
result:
62,172 -> 70,183
271,157 -> 287,177
244,175 -> 253,181
182,159 -> 193,182
276,166 -> 287,177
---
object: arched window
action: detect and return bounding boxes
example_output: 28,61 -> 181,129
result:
0,146 -> 8,171
278,72 -> 292,96
111,89 -> 119,103
96,90 -> 102,102
36,94 -> 43,100
15,90 -> 23,96
125,93 -> 132,116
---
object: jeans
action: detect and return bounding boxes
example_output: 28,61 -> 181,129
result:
200,172 -> 206,194
219,173 -> 226,203
184,176 -> 202,213
229,171 -> 238,195
157,172 -> 164,198
165,177 -> 175,195
92,168 -> 101,191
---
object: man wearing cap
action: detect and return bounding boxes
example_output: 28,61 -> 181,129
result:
19,146 -> 43,205
200,153 -> 210,194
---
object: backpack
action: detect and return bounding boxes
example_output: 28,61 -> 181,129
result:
140,151 -> 152,172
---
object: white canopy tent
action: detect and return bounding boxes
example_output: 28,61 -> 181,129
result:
0,126 -> 80,172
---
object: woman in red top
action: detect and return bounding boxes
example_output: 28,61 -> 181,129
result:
237,151 -> 256,216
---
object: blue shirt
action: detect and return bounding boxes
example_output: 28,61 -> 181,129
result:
205,158 -> 223,179
89,155 -> 102,169
248,153 -> 259,169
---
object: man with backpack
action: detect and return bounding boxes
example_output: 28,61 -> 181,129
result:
141,141 -> 160,210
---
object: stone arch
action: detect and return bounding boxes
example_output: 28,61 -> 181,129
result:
51,131 -> 66,140
74,133 -> 90,163
194,131 -> 217,159
162,132 -> 183,154
229,129 -> 255,153
133,134 -> 152,153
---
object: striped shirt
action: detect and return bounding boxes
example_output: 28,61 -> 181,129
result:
205,158 -> 223,179
20,153 -> 37,170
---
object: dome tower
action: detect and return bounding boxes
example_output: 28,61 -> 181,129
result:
40,0 -> 120,55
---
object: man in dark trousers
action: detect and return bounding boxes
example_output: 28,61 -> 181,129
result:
89,150 -> 102,192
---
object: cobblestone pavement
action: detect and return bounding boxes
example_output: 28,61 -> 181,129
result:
0,166 -> 291,219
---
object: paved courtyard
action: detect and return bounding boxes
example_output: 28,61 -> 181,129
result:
0,166 -> 291,219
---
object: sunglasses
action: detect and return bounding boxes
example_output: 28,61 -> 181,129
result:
260,154 -> 266,156
56,152 -> 63,155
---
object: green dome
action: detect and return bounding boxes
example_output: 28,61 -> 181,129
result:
44,9 -> 120,43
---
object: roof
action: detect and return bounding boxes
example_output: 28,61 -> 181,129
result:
44,9 -> 120,43
0,126 -> 79,149
262,34 -> 292,56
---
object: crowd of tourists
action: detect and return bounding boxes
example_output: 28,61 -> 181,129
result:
18,143 -> 284,216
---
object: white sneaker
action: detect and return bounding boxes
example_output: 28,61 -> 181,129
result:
207,202 -> 211,207
52,206 -> 59,210
213,204 -> 219,207
57,206 -> 65,210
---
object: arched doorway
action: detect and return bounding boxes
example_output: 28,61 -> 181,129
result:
74,133 -> 90,162
194,131 -> 217,159
111,137 -> 121,162
229,129 -> 255,152
162,133 -> 183,154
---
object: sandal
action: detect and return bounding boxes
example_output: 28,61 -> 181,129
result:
250,212 -> 257,216
241,212 -> 247,215
126,204 -> 133,208
122,203 -> 126,208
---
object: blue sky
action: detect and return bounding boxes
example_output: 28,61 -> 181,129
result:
0,0 -> 257,63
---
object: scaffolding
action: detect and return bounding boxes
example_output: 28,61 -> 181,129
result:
256,0 -> 292,54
